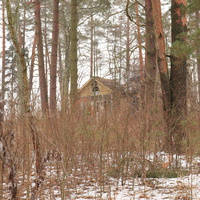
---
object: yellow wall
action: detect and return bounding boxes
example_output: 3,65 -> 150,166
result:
79,80 -> 112,98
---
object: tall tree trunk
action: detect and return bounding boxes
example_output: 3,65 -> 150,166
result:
0,2 -> 5,199
135,2 -> 144,82
29,33 -> 37,96
144,0 -> 157,150
17,27 -> 25,113
151,0 -> 172,136
196,11 -> 200,104
61,35 -> 70,113
135,2 -> 145,106
0,101 -> 3,200
90,13 -> 94,78
170,0 -> 187,152
2,0 -> 6,114
126,18 -> 130,91
6,1 -> 30,198
70,0 -> 78,104
35,0 -> 49,113
145,0 -> 157,104
152,0 -> 187,153
58,42 -> 63,100
6,0 -> 30,114
50,0 -> 59,112
22,3 -> 26,49
119,21 -> 122,84
7,2 -> 44,198
60,0 -> 70,113
43,1 -> 50,90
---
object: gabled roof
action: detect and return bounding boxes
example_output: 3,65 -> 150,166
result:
78,76 -> 123,93
94,77 -> 123,92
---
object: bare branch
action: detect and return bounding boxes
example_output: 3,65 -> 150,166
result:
125,0 -> 146,27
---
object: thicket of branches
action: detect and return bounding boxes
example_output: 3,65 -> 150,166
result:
0,0 -> 200,199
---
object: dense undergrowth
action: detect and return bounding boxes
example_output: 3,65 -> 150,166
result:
0,99 -> 200,199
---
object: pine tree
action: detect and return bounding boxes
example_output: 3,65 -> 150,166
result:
50,0 -> 59,112
35,0 -> 49,113
70,0 -> 78,104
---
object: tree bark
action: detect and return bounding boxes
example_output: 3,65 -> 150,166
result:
6,0 -> 30,114
145,0 -> 157,104
2,0 -> 6,114
50,0 -> 59,112
29,33 -> 37,96
170,0 -> 187,152
90,13 -> 94,78
152,0 -> 174,153
152,0 -> 187,153
196,11 -> 200,104
135,2 -> 144,82
0,3 -> 5,199
70,0 -> 78,104
6,1 -> 30,198
126,18 -> 130,90
152,0 -> 171,115
35,0 -> 49,113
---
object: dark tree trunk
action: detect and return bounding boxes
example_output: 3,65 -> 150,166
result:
196,11 -> 200,104
145,0 -> 157,104
61,30 -> 70,113
90,13 -> 94,78
152,0 -> 175,153
2,0 -> 6,114
70,0 -> 78,104
50,0 -> 59,112
0,3 -> 5,198
35,0 -> 49,113
170,0 -> 187,153
152,0 -> 187,154
126,18 -> 130,90
152,0 -> 171,115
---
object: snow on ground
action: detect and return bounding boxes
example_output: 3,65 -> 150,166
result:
3,153 -> 200,199
67,175 -> 200,199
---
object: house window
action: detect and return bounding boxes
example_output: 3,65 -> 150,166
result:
92,91 -> 100,95
91,81 -> 100,95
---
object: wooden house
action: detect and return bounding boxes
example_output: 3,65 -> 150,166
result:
77,77 -> 124,113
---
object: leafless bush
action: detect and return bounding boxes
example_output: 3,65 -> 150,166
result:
0,95 -> 199,199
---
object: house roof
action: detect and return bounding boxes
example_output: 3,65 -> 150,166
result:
78,76 -> 124,94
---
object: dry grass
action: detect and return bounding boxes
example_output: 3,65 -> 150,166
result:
0,98 -> 200,199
